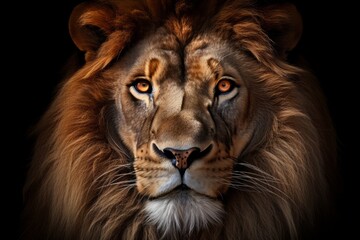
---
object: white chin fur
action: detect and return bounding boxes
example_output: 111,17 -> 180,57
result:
144,191 -> 224,236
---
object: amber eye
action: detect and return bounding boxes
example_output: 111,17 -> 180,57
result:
216,78 -> 236,94
133,78 -> 152,94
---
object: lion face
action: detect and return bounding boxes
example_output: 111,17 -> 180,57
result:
116,32 -> 250,197
113,31 -> 252,229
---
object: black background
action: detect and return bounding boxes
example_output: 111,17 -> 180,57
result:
6,0 -> 358,238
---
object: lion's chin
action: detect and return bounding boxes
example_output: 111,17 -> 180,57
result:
144,188 -> 224,236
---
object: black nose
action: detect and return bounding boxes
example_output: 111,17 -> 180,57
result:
163,147 -> 200,171
153,144 -> 212,175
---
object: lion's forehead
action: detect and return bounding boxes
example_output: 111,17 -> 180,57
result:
117,32 -> 235,86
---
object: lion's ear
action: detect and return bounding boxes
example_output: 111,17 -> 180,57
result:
262,3 -> 303,59
69,2 -> 115,62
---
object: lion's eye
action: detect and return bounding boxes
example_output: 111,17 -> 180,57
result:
132,78 -> 152,94
215,78 -> 236,94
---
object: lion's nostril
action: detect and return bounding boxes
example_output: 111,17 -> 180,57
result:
163,149 -> 176,160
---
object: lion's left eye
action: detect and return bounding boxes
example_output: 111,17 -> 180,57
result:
132,78 -> 152,94
215,78 -> 237,95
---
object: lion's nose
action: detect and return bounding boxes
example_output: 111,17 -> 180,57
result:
163,147 -> 200,172
153,144 -> 213,175
152,144 -> 213,176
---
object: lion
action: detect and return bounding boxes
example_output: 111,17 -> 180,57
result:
22,0 -> 337,239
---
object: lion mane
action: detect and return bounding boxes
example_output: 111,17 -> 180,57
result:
23,0 -> 337,239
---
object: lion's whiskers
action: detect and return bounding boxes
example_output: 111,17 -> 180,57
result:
235,161 -> 283,180
212,157 -> 293,202
231,174 -> 291,202
89,160 -> 136,191
232,171 -> 283,184
93,161 -> 132,179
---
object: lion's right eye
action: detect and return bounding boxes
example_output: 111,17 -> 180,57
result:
215,77 -> 239,96
132,78 -> 152,94
216,78 -> 235,94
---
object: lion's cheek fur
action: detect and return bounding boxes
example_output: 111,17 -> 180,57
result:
184,164 -> 233,198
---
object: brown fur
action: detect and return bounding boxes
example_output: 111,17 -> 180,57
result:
23,1 -> 337,239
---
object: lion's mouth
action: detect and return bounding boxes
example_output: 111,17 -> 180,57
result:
148,183 -> 220,202
174,183 -> 190,191
148,184 -> 191,200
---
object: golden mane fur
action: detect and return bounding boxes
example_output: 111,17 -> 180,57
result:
23,0 -> 337,239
